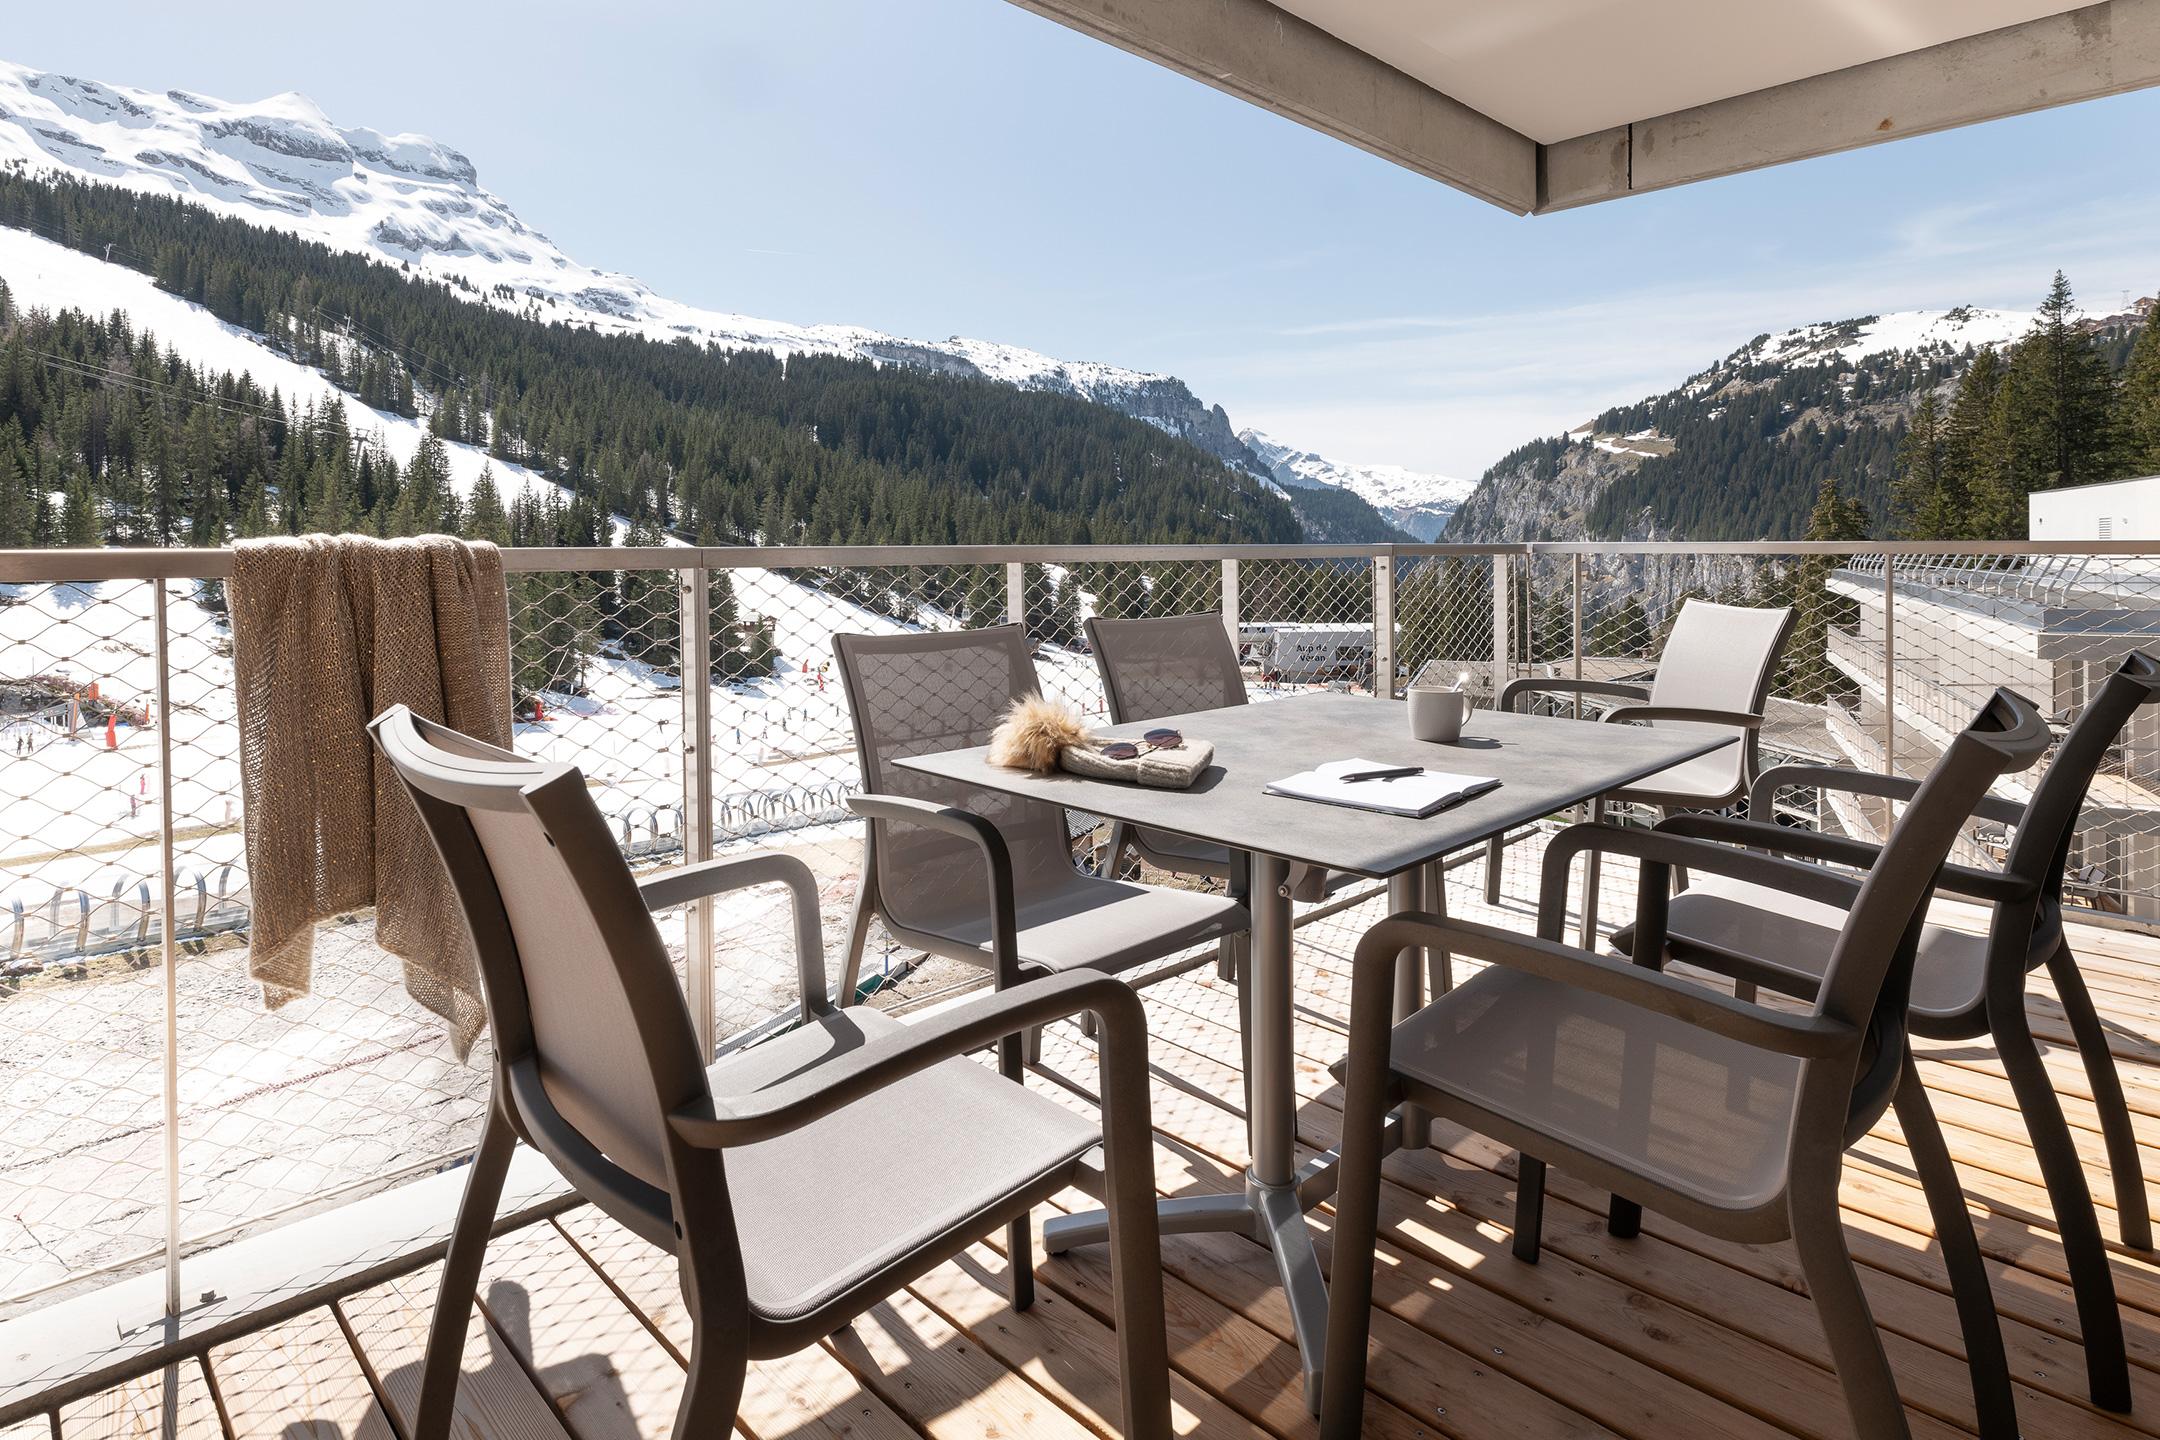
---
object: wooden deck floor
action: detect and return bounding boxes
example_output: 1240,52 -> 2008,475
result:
23,866 -> 2160,1439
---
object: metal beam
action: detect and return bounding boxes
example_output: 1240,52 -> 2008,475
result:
1539,0 -> 2160,212
1005,0 -> 1538,214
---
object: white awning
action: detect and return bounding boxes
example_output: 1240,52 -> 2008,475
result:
1007,0 -> 2160,213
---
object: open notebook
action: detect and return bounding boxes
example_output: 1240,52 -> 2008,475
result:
1264,759 -> 1500,819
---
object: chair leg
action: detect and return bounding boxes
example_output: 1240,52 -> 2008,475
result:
838,882 -> 875,1008
2050,942 -> 2153,1251
1607,1196 -> 1642,1240
1578,797 -> 1606,950
1217,932 -> 1237,983
670,1327 -> 748,1440
1994,979 -> 2132,1410
1007,1213 -> 1036,1312
1513,1155 -> 1546,1264
1425,858 -> 1453,995
1079,1010 -> 1099,1040
1788,1172 -> 1911,1440
1023,1025 -> 1044,1067
413,1097 -> 516,1440
1894,1058 -> 2018,1440
1484,833 -> 1505,904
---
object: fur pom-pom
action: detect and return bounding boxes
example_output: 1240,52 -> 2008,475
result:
988,694 -> 1093,774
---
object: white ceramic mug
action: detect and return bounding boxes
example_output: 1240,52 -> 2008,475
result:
1407,686 -> 1471,744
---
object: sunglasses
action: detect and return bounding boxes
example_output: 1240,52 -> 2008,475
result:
1099,727 -> 1183,761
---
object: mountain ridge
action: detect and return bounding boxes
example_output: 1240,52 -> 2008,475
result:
1447,298 -> 2155,543
0,59 -> 1406,529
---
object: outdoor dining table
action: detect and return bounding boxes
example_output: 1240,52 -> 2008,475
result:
896,690 -> 1735,1413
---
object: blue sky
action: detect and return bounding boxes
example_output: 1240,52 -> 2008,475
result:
8,1 -> 2160,479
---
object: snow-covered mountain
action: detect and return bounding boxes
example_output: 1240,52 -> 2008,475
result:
0,61 -> 1277,479
1238,429 -> 1472,540
1447,299 -> 2152,543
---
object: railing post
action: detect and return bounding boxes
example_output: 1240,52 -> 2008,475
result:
152,582 -> 181,1318
1005,561 -> 1025,629
1491,552 -> 1512,701
1881,555 -> 1897,775
1371,551 -> 1395,698
1220,557 -> 1240,655
680,566 -> 717,1057
1570,553 -> 1585,718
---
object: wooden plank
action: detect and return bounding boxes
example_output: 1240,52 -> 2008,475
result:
1119,969 -> 2153,1435
56,1360 -> 223,1439
1267,928 -> 2160,1313
1025,1036 -> 1801,1440
206,1306 -> 394,1439
1025,1188 -> 1614,1440
550,1207 -> 921,1440
824,1289 -> 1102,1440
473,1223 -> 728,1440
906,1240 -> 1274,1439
338,1262 -> 571,1440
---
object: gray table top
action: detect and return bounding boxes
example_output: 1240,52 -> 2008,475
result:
896,692 -> 1735,879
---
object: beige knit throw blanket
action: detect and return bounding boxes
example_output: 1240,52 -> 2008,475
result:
229,534 -> 512,1058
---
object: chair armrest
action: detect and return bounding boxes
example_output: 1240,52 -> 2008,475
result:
1602,705 -> 1762,730
847,794 -> 1021,988
1495,676 -> 1649,713
1748,762 -> 2026,830
667,970 -> 1148,1148
1654,813 -> 2036,906
1540,822 -> 1864,918
1353,913 -> 1859,1059
638,852 -> 831,1017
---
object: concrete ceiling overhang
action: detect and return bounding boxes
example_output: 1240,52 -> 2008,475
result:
1005,0 -> 2160,214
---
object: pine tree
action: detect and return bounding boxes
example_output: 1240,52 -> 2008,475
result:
2121,303 -> 2160,473
1890,391 -> 1961,539
58,466 -> 100,547
1999,271 -> 2121,500
1784,476 -> 1868,703
466,464 -> 510,545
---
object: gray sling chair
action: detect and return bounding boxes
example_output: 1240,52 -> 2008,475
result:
833,623 -> 1249,1065
1083,611 -> 1351,984
1604,648 -> 2160,1414
1486,599 -> 1795,946
1320,688 -> 2052,1440
368,706 -> 1174,1440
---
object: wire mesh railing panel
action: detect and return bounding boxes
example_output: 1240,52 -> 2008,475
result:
1393,554 -> 1495,701
704,562 -> 1010,1028
0,579 -> 174,1307
1237,557 -> 1377,698
1840,551 -> 2160,920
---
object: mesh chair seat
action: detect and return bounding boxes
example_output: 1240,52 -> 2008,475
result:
909,868 -> 1245,976
1390,966 -> 1802,1214
1610,722 -> 1752,806
1635,873 -> 1991,1027
710,1007 -> 1101,1324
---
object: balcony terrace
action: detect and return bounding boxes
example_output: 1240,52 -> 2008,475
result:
3,540 -> 2160,1437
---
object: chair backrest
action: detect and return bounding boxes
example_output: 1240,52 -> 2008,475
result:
1806,689 -> 2051,1132
369,706 -> 710,1243
832,625 -> 1078,936
2001,651 -> 2160,925
1086,612 -> 1248,724
1648,600 -> 1795,716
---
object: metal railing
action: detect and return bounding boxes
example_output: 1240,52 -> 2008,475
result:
4,536 -> 2159,1339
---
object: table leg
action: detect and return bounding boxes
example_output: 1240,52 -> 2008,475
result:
1387,867 -> 1432,1151
1043,850 -> 1333,1415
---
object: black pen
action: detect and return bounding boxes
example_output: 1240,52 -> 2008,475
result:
1340,765 -> 1423,783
